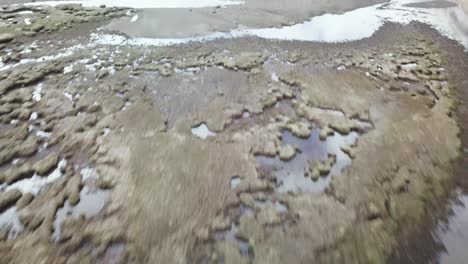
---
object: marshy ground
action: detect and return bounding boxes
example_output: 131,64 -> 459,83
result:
0,1 -> 468,263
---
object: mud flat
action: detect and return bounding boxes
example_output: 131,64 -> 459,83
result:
0,1 -> 467,264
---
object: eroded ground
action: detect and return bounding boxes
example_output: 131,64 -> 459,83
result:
0,2 -> 466,264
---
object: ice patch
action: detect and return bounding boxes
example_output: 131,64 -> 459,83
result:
191,123 -> 216,139
26,0 -> 244,9
130,14 -> 139,22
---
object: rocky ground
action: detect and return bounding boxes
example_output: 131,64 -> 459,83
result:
0,2 -> 467,264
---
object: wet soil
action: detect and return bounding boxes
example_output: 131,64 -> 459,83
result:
0,2 -> 466,264
388,21 -> 468,264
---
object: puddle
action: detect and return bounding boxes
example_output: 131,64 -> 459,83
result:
27,0 -> 245,9
213,223 -> 252,257
244,1 -> 468,46
80,167 -> 97,181
253,199 -> 288,213
256,129 -> 357,193
102,127 -> 111,136
6,159 -> 67,195
92,0 -> 468,50
230,175 -> 241,190
246,5 -> 384,43
433,193 -> 468,264
0,206 -> 24,239
52,186 -> 110,241
191,123 -> 216,139
52,166 -> 110,241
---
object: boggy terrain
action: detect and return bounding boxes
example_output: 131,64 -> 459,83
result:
0,3 -> 465,264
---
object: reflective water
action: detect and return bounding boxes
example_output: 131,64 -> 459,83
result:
246,5 -> 383,42
0,207 -> 24,239
92,0 -> 468,49
248,0 -> 468,47
6,159 -> 67,195
434,193 -> 468,264
230,175 -> 241,190
52,186 -> 110,241
191,123 -> 216,139
213,223 -> 251,257
256,129 -> 357,193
